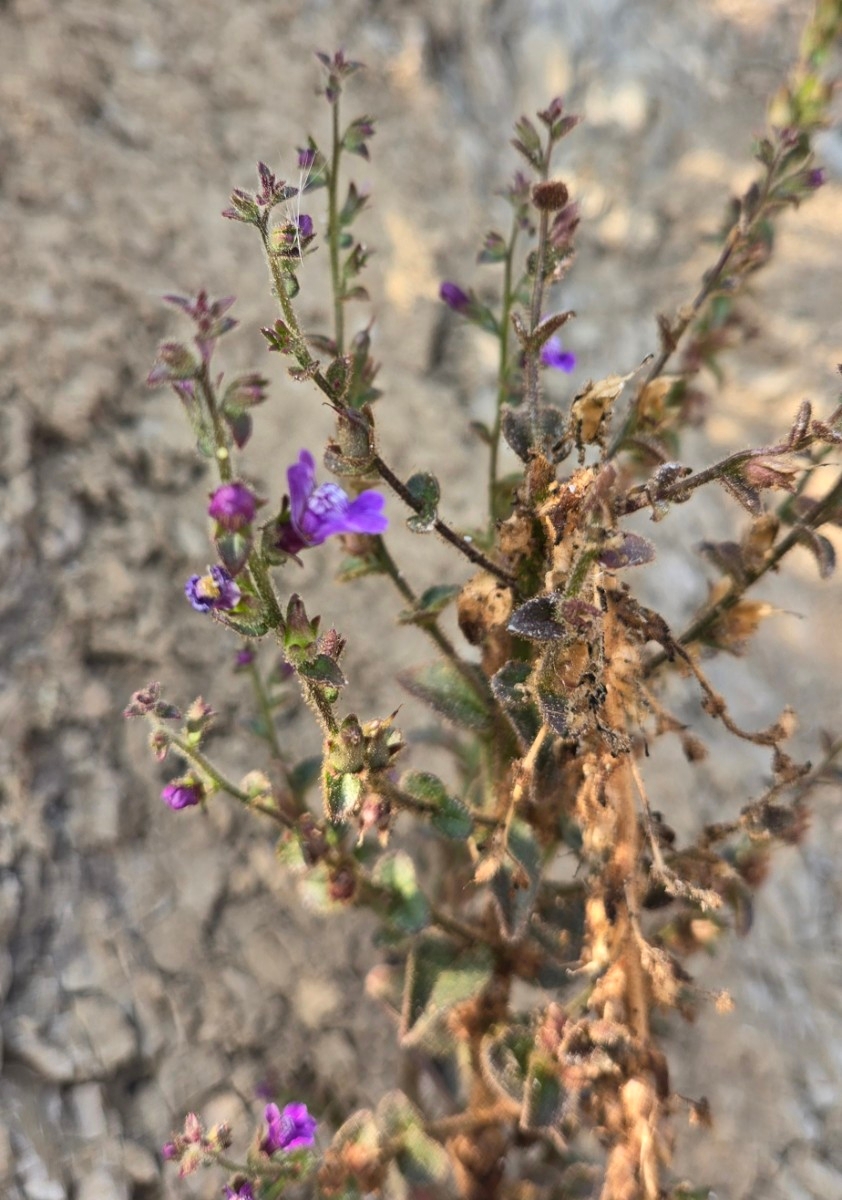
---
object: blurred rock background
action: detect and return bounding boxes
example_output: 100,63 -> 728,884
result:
0,0 -> 840,1196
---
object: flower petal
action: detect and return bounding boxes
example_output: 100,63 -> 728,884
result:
287,450 -> 317,530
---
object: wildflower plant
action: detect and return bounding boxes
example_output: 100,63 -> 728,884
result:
129,11 -> 842,1199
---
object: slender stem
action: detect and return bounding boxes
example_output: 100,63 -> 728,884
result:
527,218 -> 554,451
380,777 -> 497,831
488,221 -> 518,522
163,730 -> 291,827
372,453 -> 516,587
329,98 -> 345,355
621,439 -> 794,516
646,467 -> 842,673
525,138 -> 552,454
247,551 -> 284,630
259,234 -> 516,589
247,657 -> 288,765
374,535 -> 414,604
426,1104 -> 516,1140
607,140 -> 787,456
197,367 -> 233,483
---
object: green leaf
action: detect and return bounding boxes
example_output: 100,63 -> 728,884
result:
400,770 -> 473,839
276,828 -> 307,871
297,862 -> 342,913
491,818 -> 542,939
399,660 -> 492,734
219,612 -> 270,638
339,180 -> 369,226
512,115 -> 543,170
296,653 -> 347,688
397,584 -> 461,626
481,1020 -> 533,1106
522,1053 -> 564,1131
372,851 -> 430,934
336,554 -> 387,582
401,934 -> 493,1051
223,407 -> 252,449
405,472 -> 440,534
288,755 -> 322,798
490,661 -> 540,749
397,1124 -> 451,1187
215,530 -> 252,577
478,230 -> 507,264
323,768 -> 363,823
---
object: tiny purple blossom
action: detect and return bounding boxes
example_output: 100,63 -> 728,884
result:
261,1102 -> 317,1155
807,167 -> 827,189
277,450 -> 387,555
297,213 -> 314,239
540,336 -> 576,373
161,780 -> 204,811
439,281 -> 471,314
185,565 -> 241,613
208,484 -> 258,531
224,1185 -> 254,1200
235,647 -> 255,669
298,146 -> 317,170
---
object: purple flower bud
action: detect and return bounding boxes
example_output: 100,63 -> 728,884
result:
163,291 -> 238,364
260,1102 -> 317,1155
298,146 -> 317,170
161,1143 -> 178,1161
185,566 -> 241,613
208,484 -> 258,531
807,167 -> 827,189
439,281 -> 471,314
147,342 -> 198,387
540,336 -> 576,373
297,213 -> 314,239
161,779 -> 204,810
277,450 -> 387,555
224,1184 -> 254,1200
235,647 -> 255,669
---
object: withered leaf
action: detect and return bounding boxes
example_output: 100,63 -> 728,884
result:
794,526 -> 836,578
599,531 -> 656,570
717,474 -> 762,515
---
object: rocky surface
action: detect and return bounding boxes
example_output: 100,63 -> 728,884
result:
0,0 -> 841,1196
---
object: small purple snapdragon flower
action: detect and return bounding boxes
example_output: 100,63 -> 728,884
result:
439,281 -> 471,315
277,450 -> 387,556
185,566 -> 241,613
161,778 -> 204,811
540,336 -> 576,373
261,1102 -> 317,1155
208,483 -> 258,531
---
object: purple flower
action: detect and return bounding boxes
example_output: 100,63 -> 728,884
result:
234,647 -> 255,669
161,779 -> 204,810
185,566 -> 241,613
439,281 -> 471,314
224,1184 -> 254,1200
208,484 -> 258,531
540,336 -> 576,373
297,213 -> 314,239
298,146 -> 317,170
807,167 -> 827,189
261,1102 -> 317,1155
277,450 -> 387,555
